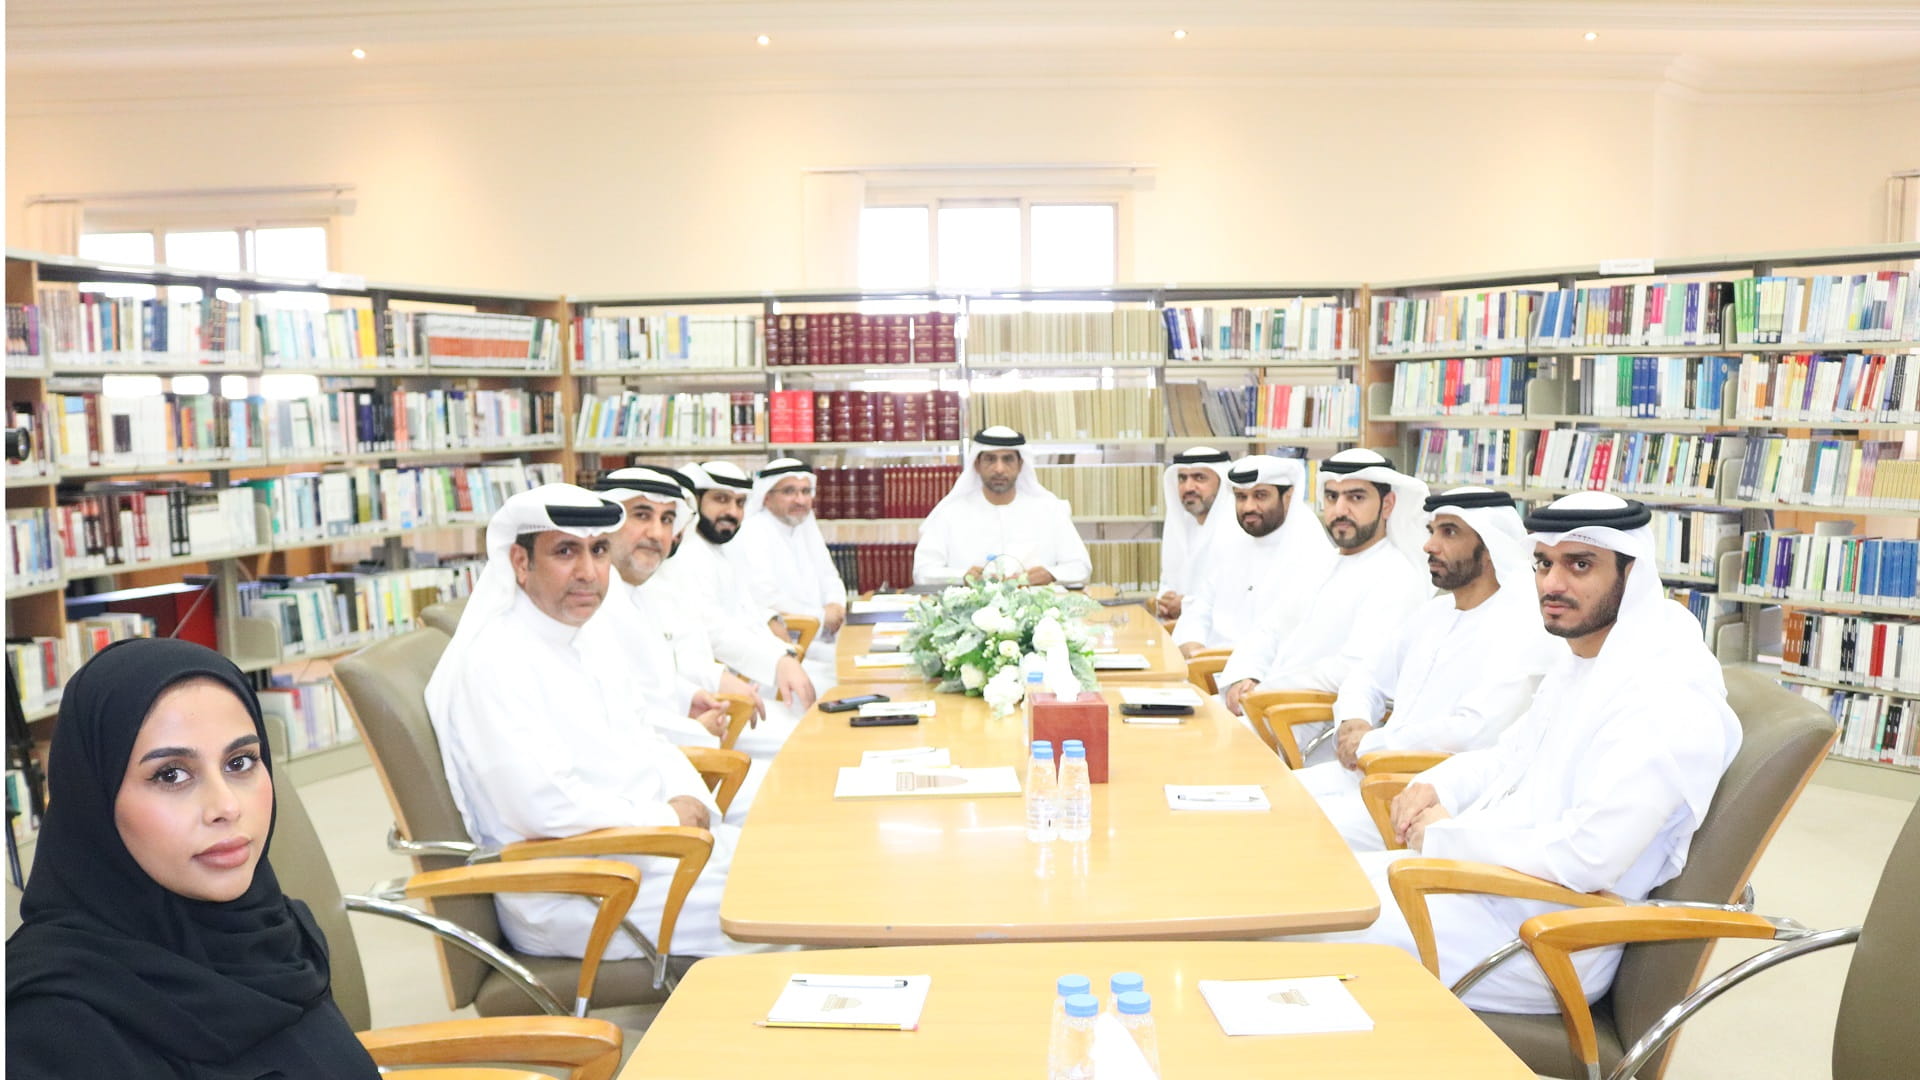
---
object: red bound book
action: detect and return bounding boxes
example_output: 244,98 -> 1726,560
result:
829,390 -> 853,442
769,390 -> 792,443
851,391 -> 875,443
888,315 -> 911,364
900,394 -> 924,441
812,315 -> 830,366
909,313 -> 933,364
828,313 -> 846,366
841,313 -> 860,364
813,391 -> 833,443
938,390 -> 961,440
853,314 -> 873,365
876,392 -> 900,442
937,313 -> 958,364
1871,623 -> 1888,680
858,467 -> 881,519
790,313 -> 809,366
796,390 -> 816,443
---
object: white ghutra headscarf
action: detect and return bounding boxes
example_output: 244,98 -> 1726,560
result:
1319,447 -> 1432,572
1160,446 -> 1235,595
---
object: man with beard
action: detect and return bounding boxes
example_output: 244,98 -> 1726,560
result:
1293,487 -> 1559,849
654,461 -> 816,711
913,427 -> 1092,587
1286,492 -> 1740,1014
1172,454 -> 1333,656
1155,446 -> 1234,621
729,460 -> 849,649
1218,448 -> 1432,765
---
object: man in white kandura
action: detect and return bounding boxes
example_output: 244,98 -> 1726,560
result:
727,459 -> 849,680
1172,454 -> 1334,657
1154,446 -> 1234,622
425,483 -> 776,961
1291,492 -> 1741,1014
913,426 -> 1092,588
1295,487 -> 1560,850
1219,448 -> 1433,765
655,461 -> 816,711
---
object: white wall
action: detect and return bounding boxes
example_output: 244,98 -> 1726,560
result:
8,73 -> 1916,294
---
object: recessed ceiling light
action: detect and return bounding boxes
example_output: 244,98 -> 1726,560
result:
351,47 -> 367,59
1583,31 -> 1598,41
1172,29 -> 1187,40
756,34 -> 770,46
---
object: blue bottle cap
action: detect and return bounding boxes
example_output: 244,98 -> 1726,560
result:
1031,742 -> 1054,758
1056,974 -> 1092,998
1110,971 -> 1144,995
1116,991 -> 1152,1016
1064,993 -> 1100,1018
1064,739 -> 1085,748
1063,744 -> 1086,759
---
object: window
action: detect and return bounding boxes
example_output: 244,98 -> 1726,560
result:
859,199 -> 1120,294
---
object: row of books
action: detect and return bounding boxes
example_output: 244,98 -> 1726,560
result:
8,507 -> 61,590
238,563 -> 482,661
47,391 -> 267,469
1087,540 -> 1160,594
1030,464 -> 1161,518
31,290 -> 251,364
1797,685 -> 1918,769
573,315 -> 760,370
575,391 -> 766,448
1734,529 -> 1919,608
258,674 -> 360,756
1371,272 -> 1920,354
6,399 -> 57,478
250,460 -> 564,545
766,389 -> 964,445
1735,435 -> 1920,511
8,304 -> 41,358
255,307 -> 383,366
1409,426 -> 1532,488
267,388 -> 563,458
1781,610 -> 1920,696
767,312 -> 957,367
1528,429 -> 1736,501
813,466 -> 961,521
1666,586 -> 1743,646
964,310 -> 1165,366
1167,382 -> 1348,440
1386,357 -> 1536,417
7,613 -> 155,714
392,312 -> 563,369
1562,354 -> 1736,420
825,542 -> 917,594
972,388 -> 1163,442
1649,509 -> 1743,578
1727,352 -> 1920,424
54,483 -> 261,572
1162,301 -> 1360,363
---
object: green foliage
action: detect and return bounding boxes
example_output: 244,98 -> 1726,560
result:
899,575 -> 1099,699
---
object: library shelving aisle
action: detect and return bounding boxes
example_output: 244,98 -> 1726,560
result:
1369,241 -> 1920,796
3,251 -> 576,841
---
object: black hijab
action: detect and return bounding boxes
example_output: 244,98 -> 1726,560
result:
5,638 -> 380,1079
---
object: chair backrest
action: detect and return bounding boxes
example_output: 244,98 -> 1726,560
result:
334,627 -> 501,1011
1833,792 -> 1920,1080
269,769 -> 373,1032
420,597 -> 468,636
1609,665 -> 1838,1079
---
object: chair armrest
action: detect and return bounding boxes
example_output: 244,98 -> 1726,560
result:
714,693 -> 758,751
1248,700 -> 1334,769
1359,750 -> 1452,775
781,613 -> 821,661
398,859 -> 642,1016
1186,654 -> 1230,695
499,826 -> 714,960
1359,772 -> 1413,849
359,1015 -> 624,1080
682,746 -> 751,814
1386,857 -> 1622,977
1520,906 -> 1820,1079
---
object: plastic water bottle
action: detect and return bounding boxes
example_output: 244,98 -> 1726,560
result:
1023,667 -> 1047,736
1058,741 -> 1092,842
1048,974 -> 1091,1058
1115,990 -> 1161,1076
1025,741 -> 1058,842
1049,993 -> 1099,1080
1107,971 -> 1144,1012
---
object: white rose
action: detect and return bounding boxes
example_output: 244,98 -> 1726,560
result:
983,666 -> 1025,712
943,585 -> 972,603
1032,614 -> 1067,652
970,605 -> 1007,633
998,640 -> 1020,660
960,663 -> 986,690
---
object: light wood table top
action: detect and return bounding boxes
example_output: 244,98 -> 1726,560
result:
719,684 -> 1377,944
620,942 -> 1534,1080
832,600 -> 1184,686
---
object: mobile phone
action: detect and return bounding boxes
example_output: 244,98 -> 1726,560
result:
850,715 -> 921,728
821,694 -> 891,713
1120,702 -> 1194,717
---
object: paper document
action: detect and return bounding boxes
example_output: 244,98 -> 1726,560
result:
1093,653 -> 1152,670
833,765 -> 1022,799
853,654 -> 916,668
1120,687 -> 1204,708
860,747 -> 951,768
1165,785 -> 1272,811
1090,1012 -> 1160,1079
851,595 -> 921,613
858,700 -> 936,718
764,974 -> 932,1031
1197,976 -> 1374,1035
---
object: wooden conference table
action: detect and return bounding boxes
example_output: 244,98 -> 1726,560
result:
620,942 -> 1534,1079
833,599 -> 1186,686
718,683 -> 1378,944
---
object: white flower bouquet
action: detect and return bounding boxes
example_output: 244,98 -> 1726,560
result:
900,573 -> 1099,713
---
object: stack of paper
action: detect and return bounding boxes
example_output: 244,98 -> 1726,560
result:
764,974 -> 932,1031
853,653 -> 916,669
1093,653 -> 1152,671
1197,976 -> 1374,1035
857,700 -> 936,719
850,595 -> 920,614
1120,687 -> 1204,708
860,746 -> 951,769
833,765 -> 1022,799
1165,785 -> 1272,811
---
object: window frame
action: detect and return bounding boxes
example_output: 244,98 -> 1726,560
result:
863,187 -> 1133,291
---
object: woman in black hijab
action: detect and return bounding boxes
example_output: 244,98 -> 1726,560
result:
6,637 -> 380,1078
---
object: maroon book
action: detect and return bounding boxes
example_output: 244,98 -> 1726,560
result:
850,390 -> 875,443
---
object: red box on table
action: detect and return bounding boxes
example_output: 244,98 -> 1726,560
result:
1030,691 -> 1110,783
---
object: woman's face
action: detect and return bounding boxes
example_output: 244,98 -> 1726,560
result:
113,679 -> 272,902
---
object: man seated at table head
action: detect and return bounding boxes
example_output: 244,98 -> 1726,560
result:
912,426 -> 1093,588
727,458 -> 849,650
1288,491 -> 1742,1014
424,482 -> 776,960
1154,446 -> 1233,621
1173,453 -> 1334,659
1218,449 -> 1433,766
1294,487 -> 1560,850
